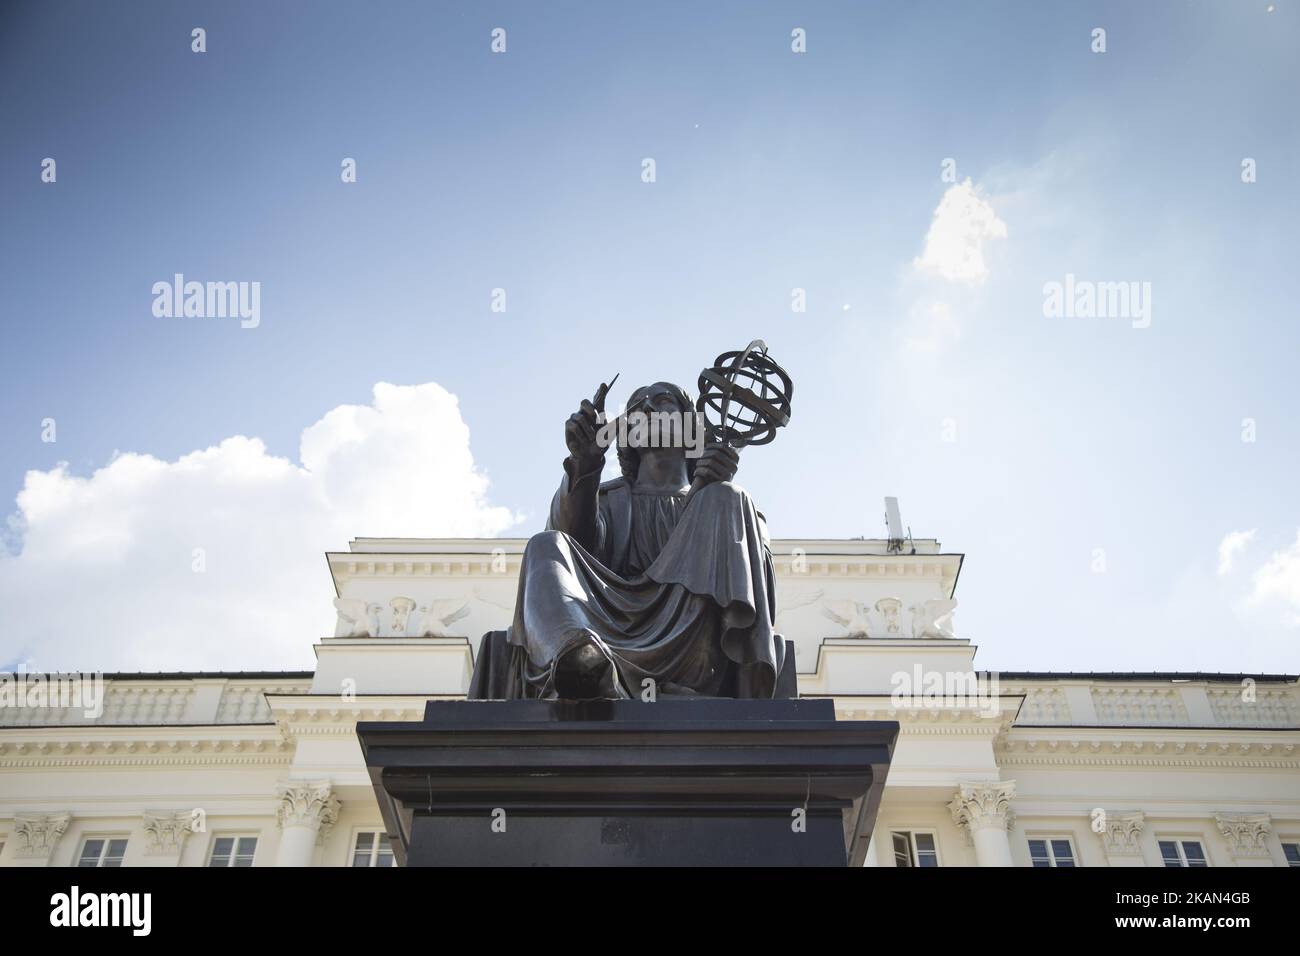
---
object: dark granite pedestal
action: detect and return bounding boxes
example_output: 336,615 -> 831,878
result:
357,698 -> 897,867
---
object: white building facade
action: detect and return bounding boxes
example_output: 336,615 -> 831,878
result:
2,536 -> 1297,868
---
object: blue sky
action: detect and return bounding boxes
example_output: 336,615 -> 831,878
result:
1,1 -> 1298,673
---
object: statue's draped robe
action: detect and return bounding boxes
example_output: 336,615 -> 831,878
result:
469,459 -> 785,699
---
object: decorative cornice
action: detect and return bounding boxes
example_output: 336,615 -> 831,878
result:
276,782 -> 341,843
772,557 -> 957,582
1095,810 -> 1145,857
1214,812 -> 1272,858
273,705 -> 427,722
996,735 -> 1299,770
328,557 -> 523,584
328,550 -> 958,585
0,733 -> 293,770
999,755 -> 1300,770
948,781 -> 1017,834
142,810 -> 200,857
12,812 -> 71,859
270,701 -> 433,739
0,752 -> 294,770
834,704 -> 1017,736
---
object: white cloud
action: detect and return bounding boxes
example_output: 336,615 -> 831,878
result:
1248,530 -> 1300,625
1216,528 -> 1256,576
0,382 -> 518,671
912,178 -> 1007,284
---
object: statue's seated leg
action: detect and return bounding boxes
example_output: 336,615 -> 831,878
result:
551,630 -> 625,700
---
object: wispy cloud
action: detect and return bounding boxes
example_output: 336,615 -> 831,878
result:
1217,528 -> 1256,576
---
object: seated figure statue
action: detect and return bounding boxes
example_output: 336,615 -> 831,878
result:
468,381 -> 790,700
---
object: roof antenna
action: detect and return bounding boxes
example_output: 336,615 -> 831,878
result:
884,496 -> 915,555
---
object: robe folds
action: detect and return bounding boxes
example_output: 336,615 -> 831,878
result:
468,460 -> 788,700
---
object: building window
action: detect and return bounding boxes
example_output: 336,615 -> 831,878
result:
352,831 -> 396,867
1158,839 -> 1208,867
78,837 -> 128,867
1028,837 -> 1077,867
208,836 -> 258,867
891,830 -> 939,867
1281,842 -> 1300,867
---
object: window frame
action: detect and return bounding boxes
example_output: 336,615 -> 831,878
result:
207,833 -> 259,868
889,829 -> 941,867
1157,838 -> 1209,868
77,835 -> 129,868
351,829 -> 396,868
1026,835 -> 1078,867
1279,839 -> 1300,868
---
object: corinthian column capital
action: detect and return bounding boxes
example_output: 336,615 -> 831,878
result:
13,812 -> 71,860
948,780 -> 1017,833
142,809 -> 200,857
1214,812 -> 1272,859
275,781 -> 341,844
1094,810 -> 1145,857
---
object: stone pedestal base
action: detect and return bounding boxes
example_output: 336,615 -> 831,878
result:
358,698 -> 896,867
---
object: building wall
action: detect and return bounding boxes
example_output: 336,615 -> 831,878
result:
3,538 -> 1296,867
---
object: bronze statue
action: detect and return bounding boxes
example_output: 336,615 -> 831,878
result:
469,343 -> 793,700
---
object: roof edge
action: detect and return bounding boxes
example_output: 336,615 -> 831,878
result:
983,671 -> 1297,683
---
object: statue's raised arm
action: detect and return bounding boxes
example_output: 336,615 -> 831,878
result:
549,382 -> 612,554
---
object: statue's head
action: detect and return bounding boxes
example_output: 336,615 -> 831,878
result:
623,382 -> 692,418
617,381 -> 699,483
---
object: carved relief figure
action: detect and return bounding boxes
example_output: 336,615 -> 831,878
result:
821,599 -> 873,638
910,598 -> 958,639
333,598 -> 382,638
874,597 -> 903,635
417,598 -> 471,637
389,597 -> 417,636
